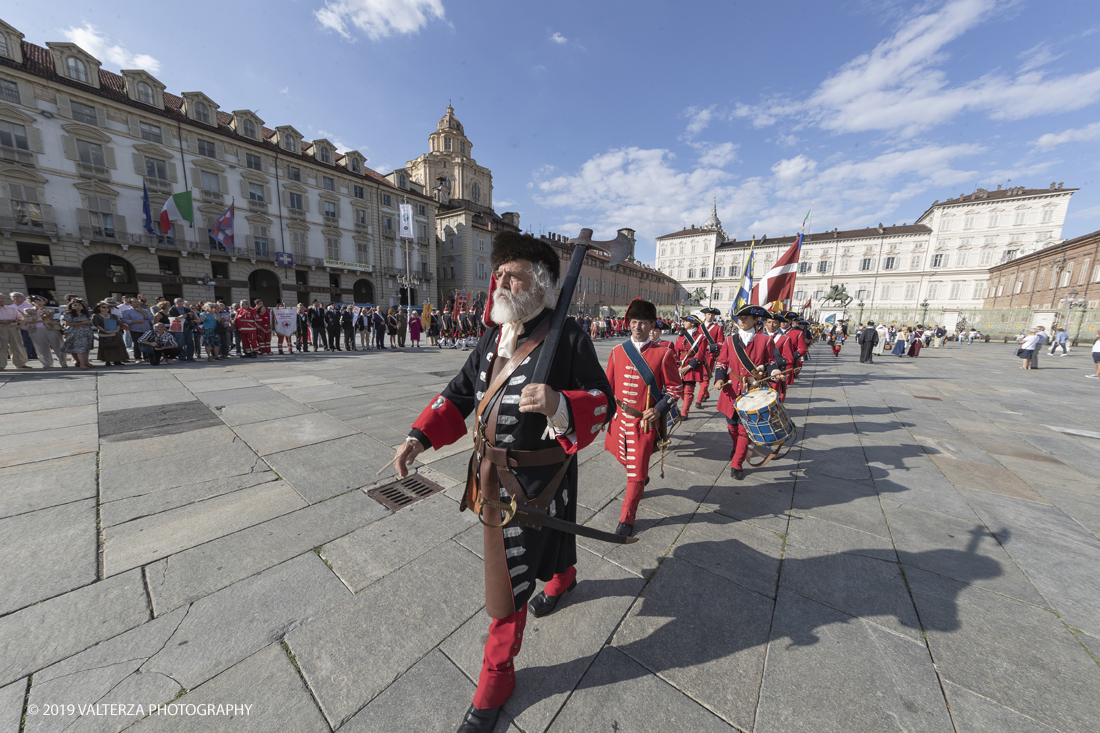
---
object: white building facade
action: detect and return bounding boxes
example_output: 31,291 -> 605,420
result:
655,185 -> 1076,314
0,18 -> 437,308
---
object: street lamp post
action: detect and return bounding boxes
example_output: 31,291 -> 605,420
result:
920,300 -> 930,324
857,300 -> 866,323
1059,289 -> 1088,346
196,276 -> 215,302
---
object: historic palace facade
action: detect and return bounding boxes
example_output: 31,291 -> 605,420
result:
655,186 -> 1077,314
0,18 -> 437,309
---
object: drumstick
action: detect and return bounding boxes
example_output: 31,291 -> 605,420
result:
643,389 -> 652,432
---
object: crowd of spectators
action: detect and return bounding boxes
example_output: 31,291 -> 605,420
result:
0,291 -> 439,370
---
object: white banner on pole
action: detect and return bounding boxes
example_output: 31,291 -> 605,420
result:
272,307 -> 296,337
398,203 -> 414,238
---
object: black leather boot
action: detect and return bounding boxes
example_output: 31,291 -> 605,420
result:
732,467 -> 744,480
529,578 -> 578,618
615,522 -> 634,537
456,704 -> 500,732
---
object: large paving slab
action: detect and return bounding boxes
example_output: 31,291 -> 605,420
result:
756,589 -> 952,733
0,452 -> 97,519
262,433 -> 396,503
102,480 -> 308,575
287,541 -> 483,728
0,499 -> 97,616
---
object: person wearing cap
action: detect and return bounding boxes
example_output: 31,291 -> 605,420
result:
712,305 -> 785,479
604,298 -> 684,537
857,320 -> 880,364
781,312 -> 808,381
389,232 -> 614,733
674,311 -> 710,420
763,311 -> 797,401
694,307 -> 724,408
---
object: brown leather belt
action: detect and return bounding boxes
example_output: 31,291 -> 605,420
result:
616,399 -> 644,419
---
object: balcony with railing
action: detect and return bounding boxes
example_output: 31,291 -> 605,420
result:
382,227 -> 395,239
77,162 -> 110,181
79,224 -> 121,243
247,199 -> 268,213
288,208 -> 306,221
323,215 -> 340,228
0,208 -> 58,238
417,236 -> 428,245
199,189 -> 224,205
0,145 -> 33,166
144,177 -> 172,195
354,222 -> 369,234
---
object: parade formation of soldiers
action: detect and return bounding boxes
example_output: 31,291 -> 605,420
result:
388,231 -> 816,733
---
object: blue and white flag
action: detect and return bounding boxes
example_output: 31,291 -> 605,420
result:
142,181 -> 155,234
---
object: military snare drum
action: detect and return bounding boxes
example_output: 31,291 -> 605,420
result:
735,387 -> 797,467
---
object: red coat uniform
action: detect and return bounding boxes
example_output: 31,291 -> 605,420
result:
767,329 -> 798,399
674,328 -> 710,416
236,307 -> 259,354
696,321 -> 723,403
604,340 -> 683,524
715,330 -> 784,470
255,308 -> 272,354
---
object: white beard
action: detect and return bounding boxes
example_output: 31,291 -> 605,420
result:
491,287 -> 544,325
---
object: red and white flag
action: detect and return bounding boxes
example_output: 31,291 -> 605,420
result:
752,233 -> 801,306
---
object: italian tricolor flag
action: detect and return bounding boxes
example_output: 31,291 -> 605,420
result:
159,191 -> 194,233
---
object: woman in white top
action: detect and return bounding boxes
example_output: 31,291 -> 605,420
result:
1088,330 -> 1100,379
1018,329 -> 1040,370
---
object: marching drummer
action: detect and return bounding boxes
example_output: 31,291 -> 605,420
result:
763,311 -> 797,402
674,311 -> 710,421
603,299 -> 684,537
712,305 -> 785,480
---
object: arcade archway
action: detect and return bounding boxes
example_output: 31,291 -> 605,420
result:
353,278 -> 374,304
81,254 -> 137,305
248,269 -> 282,307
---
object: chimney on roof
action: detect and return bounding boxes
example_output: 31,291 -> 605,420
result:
1051,182 -> 1057,190
1058,182 -> 1063,190
997,184 -> 1002,191
877,223 -> 884,234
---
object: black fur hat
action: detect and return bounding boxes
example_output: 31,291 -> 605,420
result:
490,232 -> 561,283
625,298 -> 657,322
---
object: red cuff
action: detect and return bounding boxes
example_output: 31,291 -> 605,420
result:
411,395 -> 468,450
556,389 -> 609,455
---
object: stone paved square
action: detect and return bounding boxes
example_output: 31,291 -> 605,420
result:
2,340 -> 1099,732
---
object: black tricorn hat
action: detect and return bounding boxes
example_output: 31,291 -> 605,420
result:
625,298 -> 657,322
736,304 -> 769,319
490,232 -> 561,283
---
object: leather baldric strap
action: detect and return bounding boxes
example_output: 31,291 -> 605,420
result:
616,399 -> 645,419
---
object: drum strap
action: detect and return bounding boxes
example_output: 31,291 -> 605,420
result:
730,334 -> 760,375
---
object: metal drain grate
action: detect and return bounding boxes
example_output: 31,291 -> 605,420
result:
368,474 -> 446,511
913,395 -> 943,401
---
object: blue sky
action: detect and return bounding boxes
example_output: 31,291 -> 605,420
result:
5,0 -> 1100,263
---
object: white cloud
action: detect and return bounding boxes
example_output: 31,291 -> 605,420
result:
533,142 -> 983,256
61,23 -> 160,73
736,0 -> 1100,137
776,133 -> 801,148
550,32 -> 568,44
1034,121 -> 1100,149
315,0 -> 445,41
279,87 -> 290,95
682,106 -> 715,138
316,129 -> 362,153
1070,203 -> 1100,220
694,142 -> 739,168
1017,42 -> 1063,73
771,155 -> 817,183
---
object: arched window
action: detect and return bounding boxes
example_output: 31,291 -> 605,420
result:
242,119 -> 256,138
471,181 -> 480,204
194,101 -> 210,124
67,57 -> 88,83
136,82 -> 154,105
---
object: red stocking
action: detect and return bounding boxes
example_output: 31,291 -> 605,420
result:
682,382 -> 695,416
619,481 -> 646,524
542,565 -> 577,597
728,421 -> 750,470
472,605 -> 528,710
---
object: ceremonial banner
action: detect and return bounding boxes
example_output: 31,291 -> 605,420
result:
399,203 -> 414,238
272,307 -> 296,337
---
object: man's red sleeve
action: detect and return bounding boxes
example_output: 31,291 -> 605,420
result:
411,396 -> 468,450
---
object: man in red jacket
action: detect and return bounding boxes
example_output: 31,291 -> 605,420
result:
604,298 -> 683,537
712,305 -> 785,480
674,312 -> 709,420
763,311 -> 797,402
694,307 -> 724,407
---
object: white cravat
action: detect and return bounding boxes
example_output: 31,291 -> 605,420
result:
738,328 -> 755,345
632,338 -> 649,350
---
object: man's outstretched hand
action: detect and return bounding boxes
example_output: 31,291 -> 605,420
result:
390,439 -> 424,479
